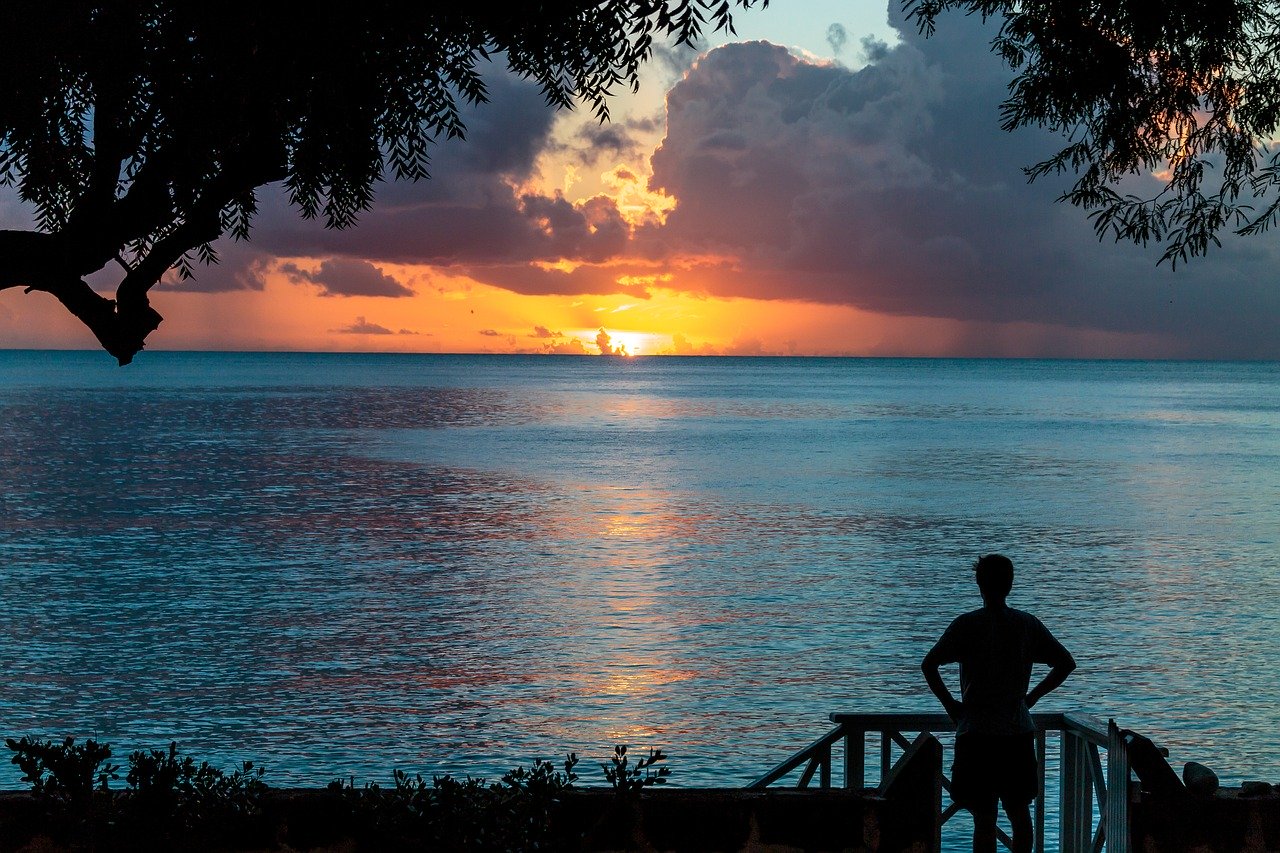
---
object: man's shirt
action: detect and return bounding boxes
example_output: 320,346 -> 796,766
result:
927,605 -> 1073,736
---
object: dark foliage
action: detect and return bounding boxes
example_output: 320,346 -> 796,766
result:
118,742 -> 268,849
601,745 -> 670,793
4,736 -> 267,851
330,752 -> 581,851
5,735 -> 120,843
2,738 -> 681,851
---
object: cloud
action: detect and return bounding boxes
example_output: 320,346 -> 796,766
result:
595,327 -> 628,356
139,242 -> 273,293
629,6 -> 1280,357
334,316 -> 394,334
149,68 -> 634,296
455,261 -> 653,298
478,328 -> 501,336
723,335 -> 766,356
826,23 -> 848,55
525,324 -> 592,353
544,338 -> 590,355
858,35 -> 891,63
280,258 -> 414,297
573,122 -> 648,165
666,331 -> 778,356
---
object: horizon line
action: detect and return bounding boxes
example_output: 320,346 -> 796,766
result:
2,347 -> 1277,364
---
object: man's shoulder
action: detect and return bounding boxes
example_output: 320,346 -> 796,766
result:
950,608 -> 988,626
1008,607 -> 1046,624
955,607 -> 1049,629
1008,607 -> 1056,634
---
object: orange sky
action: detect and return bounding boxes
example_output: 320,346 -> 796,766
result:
0,268 -> 1169,359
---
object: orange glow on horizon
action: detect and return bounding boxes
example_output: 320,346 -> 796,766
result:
0,267 -> 1175,360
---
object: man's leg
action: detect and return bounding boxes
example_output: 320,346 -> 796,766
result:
970,794 -> 999,853
1002,797 -> 1033,853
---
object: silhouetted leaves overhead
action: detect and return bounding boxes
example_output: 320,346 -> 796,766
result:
0,1 -> 764,363
907,0 -> 1280,267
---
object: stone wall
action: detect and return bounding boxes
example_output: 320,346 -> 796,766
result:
1129,789 -> 1280,853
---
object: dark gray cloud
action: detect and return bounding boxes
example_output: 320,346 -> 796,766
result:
573,122 -> 648,165
859,35 -> 891,63
457,261 -> 653,298
279,258 -> 414,298
162,246 -> 272,293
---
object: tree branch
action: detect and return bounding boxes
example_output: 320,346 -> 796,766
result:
1,230 -> 152,364
0,231 -> 63,287
1,140 -> 289,366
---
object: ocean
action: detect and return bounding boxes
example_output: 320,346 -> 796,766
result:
1,351 -> 1277,842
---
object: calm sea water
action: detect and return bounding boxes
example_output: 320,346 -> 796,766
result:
1,351 -> 1277,840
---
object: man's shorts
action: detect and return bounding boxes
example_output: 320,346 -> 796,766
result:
950,732 -> 1038,809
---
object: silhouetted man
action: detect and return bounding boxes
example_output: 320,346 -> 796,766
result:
922,554 -> 1076,853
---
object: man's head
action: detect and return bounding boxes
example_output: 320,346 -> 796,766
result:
973,553 -> 1014,602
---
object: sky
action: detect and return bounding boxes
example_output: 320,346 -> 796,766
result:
3,1 -> 1279,359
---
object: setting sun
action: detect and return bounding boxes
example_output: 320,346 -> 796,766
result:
586,329 -> 663,356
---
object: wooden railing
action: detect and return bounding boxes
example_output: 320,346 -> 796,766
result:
749,711 -> 1131,853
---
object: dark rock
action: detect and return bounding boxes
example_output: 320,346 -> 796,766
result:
1240,781 -> 1275,798
1184,761 -> 1220,796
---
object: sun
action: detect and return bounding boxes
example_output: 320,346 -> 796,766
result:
586,329 -> 666,356
608,332 -> 643,356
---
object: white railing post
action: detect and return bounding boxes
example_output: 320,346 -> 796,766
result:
1035,728 -> 1047,853
1060,730 -> 1093,853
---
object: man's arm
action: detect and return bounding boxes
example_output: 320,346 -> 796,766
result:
1025,655 -> 1075,708
921,645 -> 963,722
1025,625 -> 1077,709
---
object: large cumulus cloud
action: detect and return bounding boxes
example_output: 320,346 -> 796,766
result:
639,7 -> 1280,356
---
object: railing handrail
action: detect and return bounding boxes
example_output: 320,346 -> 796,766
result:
754,710 -> 1130,853
829,711 -> 1069,732
1061,711 -> 1110,746
748,724 -> 844,789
